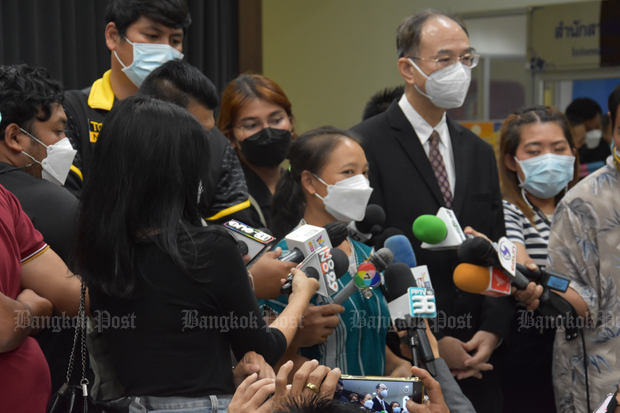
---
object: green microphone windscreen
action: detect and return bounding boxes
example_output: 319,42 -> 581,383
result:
412,215 -> 448,244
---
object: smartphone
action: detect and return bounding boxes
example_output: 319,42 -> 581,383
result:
223,220 -> 277,269
594,390 -> 618,412
338,375 -> 425,406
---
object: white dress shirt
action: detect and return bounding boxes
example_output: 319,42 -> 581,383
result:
398,94 -> 455,193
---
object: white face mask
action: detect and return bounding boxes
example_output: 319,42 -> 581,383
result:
20,129 -> 77,186
364,400 -> 374,409
409,59 -> 472,109
313,173 -> 373,222
585,129 -> 603,149
114,37 -> 184,87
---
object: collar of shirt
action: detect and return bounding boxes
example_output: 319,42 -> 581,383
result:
398,94 -> 455,193
88,70 -> 116,111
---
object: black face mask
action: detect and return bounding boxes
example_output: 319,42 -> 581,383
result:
334,390 -> 343,399
239,127 -> 291,168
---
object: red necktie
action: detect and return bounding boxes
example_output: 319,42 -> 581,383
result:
428,130 -> 453,208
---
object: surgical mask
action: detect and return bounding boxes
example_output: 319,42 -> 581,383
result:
364,400 -> 374,409
20,129 -> 77,186
585,129 -> 603,149
515,153 -> 575,199
409,59 -> 472,109
394,408 -> 401,413
114,37 -> 184,87
380,390 -> 388,398
313,174 -> 373,222
239,128 -> 291,167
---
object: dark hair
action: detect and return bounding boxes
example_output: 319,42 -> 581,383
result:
357,393 -> 369,402
0,64 -> 64,138
396,9 -> 468,58
138,59 -> 219,110
565,113 -> 584,128
608,83 -> 620,131
106,0 -> 191,37
270,126 -> 362,240
565,97 -> 602,123
498,105 -> 579,226
218,74 -> 294,143
274,395 -> 361,413
362,86 -> 405,121
375,383 -> 383,390
390,402 -> 400,408
73,95 -> 214,298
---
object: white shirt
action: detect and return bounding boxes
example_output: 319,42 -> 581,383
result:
398,94 -> 455,193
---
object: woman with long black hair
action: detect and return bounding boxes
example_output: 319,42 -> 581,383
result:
72,95 -> 318,412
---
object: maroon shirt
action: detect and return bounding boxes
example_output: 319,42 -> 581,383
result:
0,184 -> 51,412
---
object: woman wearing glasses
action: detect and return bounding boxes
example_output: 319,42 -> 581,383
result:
218,75 -> 294,230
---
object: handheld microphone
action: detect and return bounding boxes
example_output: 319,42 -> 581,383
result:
372,228 -> 404,250
348,204 -> 386,242
384,235 -> 417,268
223,220 -> 277,269
282,247 -> 349,297
516,264 -> 570,293
331,248 -> 394,305
384,262 -> 437,376
457,236 -> 529,288
453,263 -> 513,297
412,208 -> 467,250
280,222 -> 348,264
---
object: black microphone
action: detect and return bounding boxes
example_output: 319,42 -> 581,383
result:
372,228 -> 405,250
516,264 -> 570,293
384,262 -> 437,376
331,248 -> 394,305
281,247 -> 349,296
457,237 -> 530,290
348,204 -> 386,242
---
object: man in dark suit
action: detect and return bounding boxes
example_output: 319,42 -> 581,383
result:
351,10 -> 513,413
372,383 -> 392,413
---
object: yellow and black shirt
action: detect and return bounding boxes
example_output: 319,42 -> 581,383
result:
63,71 -> 251,222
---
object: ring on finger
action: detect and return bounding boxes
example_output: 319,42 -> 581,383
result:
304,382 -> 320,394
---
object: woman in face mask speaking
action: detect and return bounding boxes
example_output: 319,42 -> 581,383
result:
497,105 -> 579,413
263,126 -> 411,379
218,75 -> 294,230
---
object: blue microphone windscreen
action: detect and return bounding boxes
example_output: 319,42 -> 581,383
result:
384,235 -> 417,268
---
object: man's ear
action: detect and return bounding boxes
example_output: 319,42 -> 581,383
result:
397,57 -> 416,85
105,22 -> 121,52
3,124 -> 27,153
300,170 -> 317,195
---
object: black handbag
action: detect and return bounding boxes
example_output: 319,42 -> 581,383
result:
46,282 -> 130,413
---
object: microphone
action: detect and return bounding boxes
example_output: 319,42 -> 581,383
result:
412,207 -> 467,250
284,247 -> 349,297
372,228 -> 404,250
223,220 -> 277,269
516,264 -> 570,293
384,262 -> 437,376
453,263 -> 513,297
384,235 -> 417,268
383,234 -> 433,291
280,222 -> 348,264
331,248 -> 394,305
457,236 -> 529,289
348,204 -> 386,242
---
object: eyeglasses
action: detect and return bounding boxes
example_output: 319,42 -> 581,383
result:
234,115 -> 289,137
409,53 -> 481,70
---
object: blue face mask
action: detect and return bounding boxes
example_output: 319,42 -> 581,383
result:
393,408 -> 401,413
114,37 -> 184,87
515,153 -> 575,199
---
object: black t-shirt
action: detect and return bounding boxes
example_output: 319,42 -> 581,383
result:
0,162 -> 78,262
241,162 -> 279,230
88,228 -> 286,397
579,139 -> 611,165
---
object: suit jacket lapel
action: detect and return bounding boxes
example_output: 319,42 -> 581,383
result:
386,101 -> 446,207
447,117 -> 468,216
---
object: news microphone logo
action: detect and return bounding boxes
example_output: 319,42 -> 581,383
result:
497,237 -> 517,277
489,268 -> 512,296
353,262 -> 381,289
410,288 -> 437,318
317,247 -> 339,293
